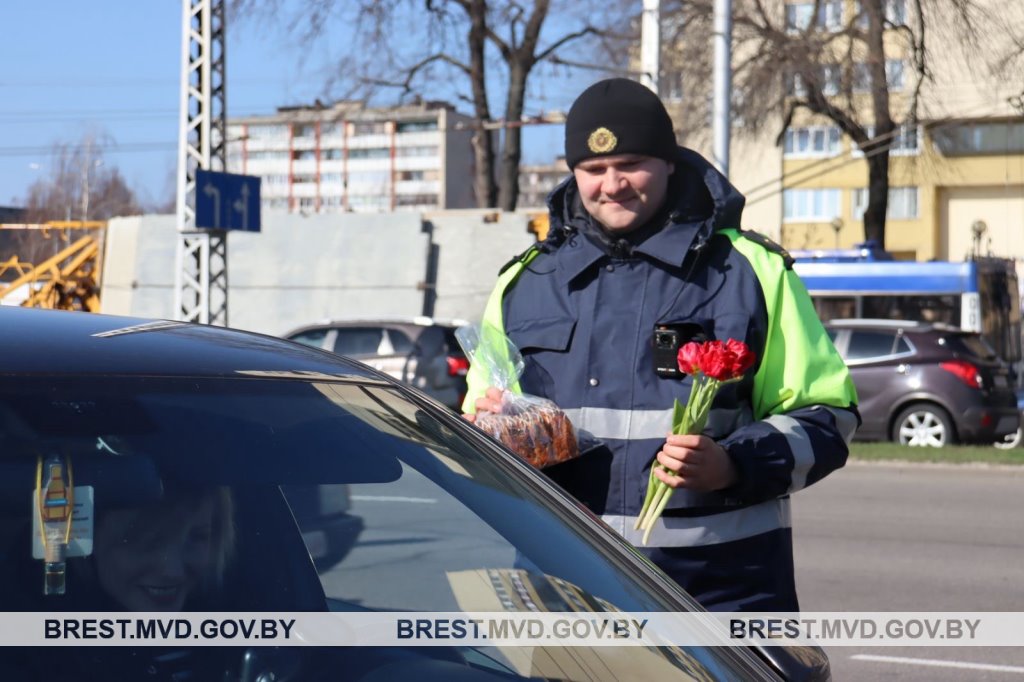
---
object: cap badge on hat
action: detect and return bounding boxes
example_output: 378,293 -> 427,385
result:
587,127 -> 617,154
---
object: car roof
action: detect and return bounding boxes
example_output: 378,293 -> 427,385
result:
0,307 -> 379,380
825,318 -> 966,333
284,316 -> 471,334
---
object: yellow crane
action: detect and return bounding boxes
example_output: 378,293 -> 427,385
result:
0,222 -> 105,312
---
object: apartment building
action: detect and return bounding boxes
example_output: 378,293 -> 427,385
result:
658,0 -> 1024,260
227,101 -> 478,214
518,157 -> 569,209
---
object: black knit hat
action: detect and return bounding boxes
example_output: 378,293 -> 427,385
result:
564,78 -> 677,168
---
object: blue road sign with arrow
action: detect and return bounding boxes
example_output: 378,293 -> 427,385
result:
195,170 -> 261,232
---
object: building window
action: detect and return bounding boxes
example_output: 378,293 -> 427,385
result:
853,124 -> 920,156
396,120 -> 439,133
294,124 -> 317,138
853,186 -> 919,220
349,195 -> 389,210
783,188 -> 841,222
293,150 -> 318,161
885,60 -> 905,91
395,194 -> 439,207
932,121 -> 1024,155
249,124 -> 289,139
322,148 -> 344,160
321,122 -> 344,136
396,146 -> 439,157
265,174 -> 289,186
249,151 -> 289,161
397,170 -> 439,181
321,173 -> 344,184
349,171 -> 391,185
263,197 -> 289,209
856,0 -> 906,27
786,65 -> 839,97
785,3 -> 813,31
784,126 -> 842,157
786,2 -> 843,32
352,121 -> 389,136
852,60 -> 905,92
349,148 -> 390,159
323,196 -> 344,208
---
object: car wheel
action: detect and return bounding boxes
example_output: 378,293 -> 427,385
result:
994,425 -> 1023,450
892,404 -> 955,447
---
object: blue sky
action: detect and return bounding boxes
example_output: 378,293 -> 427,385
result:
0,0 -> 571,210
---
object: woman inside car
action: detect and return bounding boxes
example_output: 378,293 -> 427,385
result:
1,484 -> 236,682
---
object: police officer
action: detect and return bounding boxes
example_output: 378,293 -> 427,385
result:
464,78 -> 859,612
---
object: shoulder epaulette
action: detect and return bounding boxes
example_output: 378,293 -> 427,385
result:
739,229 -> 794,270
498,243 -> 542,275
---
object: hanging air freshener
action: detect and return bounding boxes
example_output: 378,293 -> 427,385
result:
35,455 -> 75,595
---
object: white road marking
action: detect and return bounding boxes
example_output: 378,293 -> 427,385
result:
852,654 -> 1024,674
350,495 -> 437,504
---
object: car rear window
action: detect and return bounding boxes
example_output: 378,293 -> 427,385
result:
943,333 -> 997,360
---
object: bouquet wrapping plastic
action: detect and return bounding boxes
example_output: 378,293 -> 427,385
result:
456,325 -> 579,469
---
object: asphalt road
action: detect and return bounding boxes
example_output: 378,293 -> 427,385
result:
792,460 -> 1024,681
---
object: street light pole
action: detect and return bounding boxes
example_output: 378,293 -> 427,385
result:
640,0 -> 661,94
712,0 -> 733,177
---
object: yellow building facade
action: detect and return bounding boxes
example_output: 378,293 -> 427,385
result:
659,0 -> 1024,262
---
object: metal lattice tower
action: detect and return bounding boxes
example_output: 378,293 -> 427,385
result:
175,0 -> 229,325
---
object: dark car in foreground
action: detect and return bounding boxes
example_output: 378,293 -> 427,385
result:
826,319 -> 1019,447
284,317 -> 469,409
0,308 -> 828,681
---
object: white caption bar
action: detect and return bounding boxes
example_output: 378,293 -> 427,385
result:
1,612 -> 1023,647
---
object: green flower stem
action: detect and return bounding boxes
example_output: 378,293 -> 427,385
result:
635,465 -> 660,530
638,376 -> 726,545
640,479 -> 670,532
642,483 -> 675,546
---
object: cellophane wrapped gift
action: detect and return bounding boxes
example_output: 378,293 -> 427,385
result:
456,325 -> 579,468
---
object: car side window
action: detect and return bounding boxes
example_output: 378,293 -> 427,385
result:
895,336 -> 911,354
846,331 -> 897,360
333,328 -> 386,357
289,329 -> 328,348
387,329 -> 415,355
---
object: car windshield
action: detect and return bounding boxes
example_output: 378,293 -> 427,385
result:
0,374 -> 767,680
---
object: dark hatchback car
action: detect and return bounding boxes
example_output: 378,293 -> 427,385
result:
284,317 -> 469,410
826,319 -> 1019,447
0,308 -> 828,682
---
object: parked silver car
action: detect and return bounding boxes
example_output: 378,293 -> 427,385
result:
284,317 -> 469,409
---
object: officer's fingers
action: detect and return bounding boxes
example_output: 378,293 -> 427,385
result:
660,442 -> 697,464
665,433 -> 704,449
654,465 -> 688,489
656,449 -> 689,473
484,386 -> 505,402
462,413 -> 477,423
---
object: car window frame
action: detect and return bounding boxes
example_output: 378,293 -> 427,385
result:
832,327 -> 917,366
